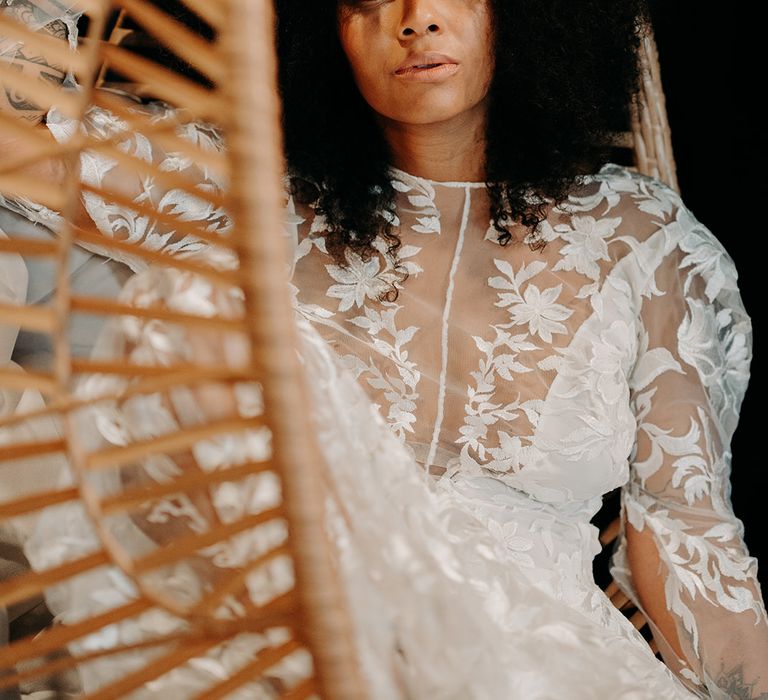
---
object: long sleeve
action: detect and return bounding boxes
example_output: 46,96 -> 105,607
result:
1,95 -> 304,281
610,195 -> 768,698
0,97 -> 236,272
0,0 -> 82,101
0,1 -> 310,279
0,1 -> 236,271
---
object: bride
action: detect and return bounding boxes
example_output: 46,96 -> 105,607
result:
1,0 -> 766,698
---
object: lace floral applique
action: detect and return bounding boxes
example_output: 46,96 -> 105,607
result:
343,303 -> 421,441
389,171 -> 441,236
551,215 -> 623,298
290,194 -> 428,443
454,255 -> 575,476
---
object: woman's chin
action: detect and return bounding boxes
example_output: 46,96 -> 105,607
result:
379,102 -> 473,127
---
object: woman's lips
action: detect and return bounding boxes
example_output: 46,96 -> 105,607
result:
393,63 -> 460,81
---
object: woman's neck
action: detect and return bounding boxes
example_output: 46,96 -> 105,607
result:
376,99 -> 488,184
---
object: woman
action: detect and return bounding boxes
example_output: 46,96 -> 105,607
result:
279,2 -> 768,696
1,1 -> 766,698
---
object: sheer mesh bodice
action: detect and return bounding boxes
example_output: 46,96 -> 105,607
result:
289,164 -> 646,494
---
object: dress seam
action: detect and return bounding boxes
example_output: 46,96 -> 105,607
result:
425,186 -> 472,473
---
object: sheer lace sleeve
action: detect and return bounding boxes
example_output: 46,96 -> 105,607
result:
610,192 -> 768,698
0,98 -> 237,273
2,97 -> 305,279
0,0 -> 238,270
0,2 -> 310,277
0,0 -> 81,95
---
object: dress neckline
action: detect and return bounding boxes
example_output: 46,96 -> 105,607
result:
387,164 -> 488,189
387,161 -> 620,190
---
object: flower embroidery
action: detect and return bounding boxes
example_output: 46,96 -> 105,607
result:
588,320 -> 635,405
325,248 -> 394,312
505,282 -> 573,343
489,259 -> 574,343
486,519 -> 535,569
390,170 -> 441,235
551,215 -> 621,280
346,304 -> 421,440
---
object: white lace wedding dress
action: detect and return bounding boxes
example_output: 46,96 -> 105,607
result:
0,11 -> 766,695
283,159 -> 768,698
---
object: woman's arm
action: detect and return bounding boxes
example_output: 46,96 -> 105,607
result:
1,1 -> 234,267
611,187 -> 768,698
0,0 -> 88,226
0,0 -> 72,123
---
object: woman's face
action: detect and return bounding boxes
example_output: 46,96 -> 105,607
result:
337,0 -> 495,126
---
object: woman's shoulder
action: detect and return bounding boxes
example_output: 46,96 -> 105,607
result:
578,163 -> 743,309
575,161 -> 684,215
571,161 -> 725,256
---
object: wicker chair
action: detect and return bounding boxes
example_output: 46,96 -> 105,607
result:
0,1 -> 679,696
0,1 -> 366,697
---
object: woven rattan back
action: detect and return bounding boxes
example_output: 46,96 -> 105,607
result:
629,29 -> 679,192
0,1 -> 367,697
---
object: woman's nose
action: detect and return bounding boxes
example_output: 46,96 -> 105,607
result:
398,0 -> 443,38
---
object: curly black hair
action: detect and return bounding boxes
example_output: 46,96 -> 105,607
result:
274,0 -> 651,302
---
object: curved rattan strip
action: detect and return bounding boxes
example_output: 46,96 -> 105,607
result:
94,41 -> 224,119
69,295 -> 245,331
0,629 -> 245,693
49,2 -> 113,396
0,60 -> 82,118
0,12 -> 88,72
0,236 -> 59,256
174,0 -> 225,32
94,7 -> 128,88
98,459 -> 275,515
1,437 -> 64,462
189,544 -> 294,617
82,637 -> 220,700
281,678 -> 318,700
73,186 -> 232,246
0,487 -> 79,519
188,638 -> 304,700
630,24 -> 679,193
67,133 -> 228,208
0,365 -> 252,431
127,508 -> 284,577
0,598 -> 151,671
0,170 -> 68,210
92,90 -> 229,175
112,0 -> 224,83
0,551 -> 110,614
0,93 -> 228,183
0,367 -> 56,393
218,1 -> 371,697
0,303 -> 56,332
